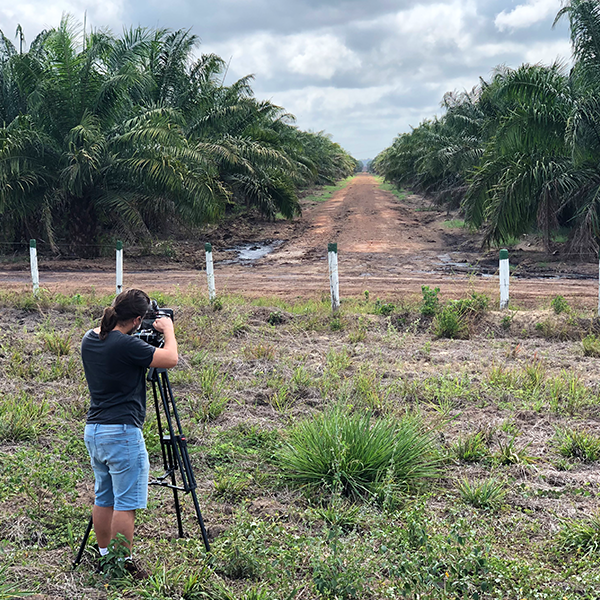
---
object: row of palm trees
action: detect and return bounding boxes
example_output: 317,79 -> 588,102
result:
0,18 -> 357,256
374,0 -> 600,256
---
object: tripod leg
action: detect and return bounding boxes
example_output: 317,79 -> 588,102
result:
172,486 -> 184,538
190,489 -> 211,552
72,514 -> 94,569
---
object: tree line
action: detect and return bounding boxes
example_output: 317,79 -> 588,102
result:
0,17 -> 357,256
374,0 -> 600,257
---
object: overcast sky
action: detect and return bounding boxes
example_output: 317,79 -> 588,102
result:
2,0 -> 573,159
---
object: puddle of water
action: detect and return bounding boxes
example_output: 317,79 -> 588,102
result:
219,240 -> 283,265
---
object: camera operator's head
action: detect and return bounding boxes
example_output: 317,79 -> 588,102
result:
100,289 -> 151,340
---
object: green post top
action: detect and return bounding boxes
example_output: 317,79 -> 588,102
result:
205,242 -> 212,252
499,249 -> 509,260
30,239 -> 36,249
116,241 -> 123,251
328,243 -> 338,254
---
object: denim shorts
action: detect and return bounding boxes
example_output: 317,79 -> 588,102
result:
84,424 -> 149,511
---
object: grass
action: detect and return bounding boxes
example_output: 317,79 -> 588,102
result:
553,427 -> 600,462
372,175 -> 407,202
2,290 -> 600,597
450,432 -> 489,463
457,477 -> 507,510
302,176 -> 355,203
558,513 -> 600,555
442,219 -> 465,229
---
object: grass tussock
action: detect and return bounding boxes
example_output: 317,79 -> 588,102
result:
279,408 -> 441,502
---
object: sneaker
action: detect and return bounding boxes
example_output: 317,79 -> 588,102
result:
123,558 -> 149,580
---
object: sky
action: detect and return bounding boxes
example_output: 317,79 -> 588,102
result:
1,0 -> 573,159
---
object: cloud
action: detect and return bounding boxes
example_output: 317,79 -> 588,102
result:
0,1 -> 124,39
2,0 -> 573,158
212,32 -> 361,82
495,0 -> 562,32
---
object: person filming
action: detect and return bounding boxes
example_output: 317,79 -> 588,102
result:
81,289 -> 178,575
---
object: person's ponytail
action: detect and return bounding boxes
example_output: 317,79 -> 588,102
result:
98,289 -> 150,340
99,306 -> 119,340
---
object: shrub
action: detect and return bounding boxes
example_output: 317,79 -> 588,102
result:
457,478 -> 506,510
267,310 -> 285,325
279,409 -> 441,501
432,293 -> 489,339
553,427 -> 600,462
550,295 -> 569,314
420,286 -> 440,317
373,299 -> 395,316
433,304 -> 469,339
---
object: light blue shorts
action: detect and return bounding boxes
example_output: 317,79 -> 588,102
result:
84,424 -> 149,511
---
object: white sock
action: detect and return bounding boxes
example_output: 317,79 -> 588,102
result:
99,547 -> 109,556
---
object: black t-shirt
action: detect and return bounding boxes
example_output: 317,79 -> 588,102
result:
81,329 -> 156,429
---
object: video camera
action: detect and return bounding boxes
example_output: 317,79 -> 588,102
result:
134,299 -> 174,347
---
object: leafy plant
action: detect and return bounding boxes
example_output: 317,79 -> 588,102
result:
98,533 -> 136,580
373,299 -> 395,316
312,528 -> 366,599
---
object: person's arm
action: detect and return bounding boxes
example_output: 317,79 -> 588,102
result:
149,317 -> 178,368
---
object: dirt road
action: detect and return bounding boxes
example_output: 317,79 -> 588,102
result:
1,174 -> 598,307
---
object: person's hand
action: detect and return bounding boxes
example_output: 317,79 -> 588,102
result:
152,317 -> 174,334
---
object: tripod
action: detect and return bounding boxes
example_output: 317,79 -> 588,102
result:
73,367 -> 210,568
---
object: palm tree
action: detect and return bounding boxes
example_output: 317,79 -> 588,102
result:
0,17 -> 356,255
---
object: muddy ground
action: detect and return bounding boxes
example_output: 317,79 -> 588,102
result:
1,174 -> 598,308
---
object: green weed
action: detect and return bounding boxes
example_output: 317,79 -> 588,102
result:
494,437 -> 534,465
40,331 -> 72,356
0,565 -> 32,598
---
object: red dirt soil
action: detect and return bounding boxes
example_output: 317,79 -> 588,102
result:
1,174 -> 598,308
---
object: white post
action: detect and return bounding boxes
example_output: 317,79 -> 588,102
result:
205,242 -> 216,302
499,248 -> 509,310
328,242 -> 340,313
29,239 -> 39,296
116,241 -> 123,295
